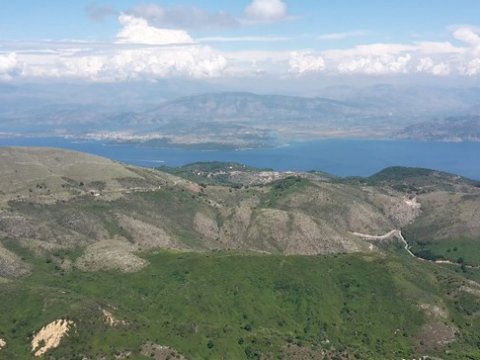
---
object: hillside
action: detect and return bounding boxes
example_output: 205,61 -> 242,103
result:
3,248 -> 480,359
1,148 -> 480,358
2,149 -> 480,271
396,116 -> 480,142
0,148 -> 416,271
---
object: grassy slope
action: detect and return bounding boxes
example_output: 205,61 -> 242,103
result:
1,247 -> 480,359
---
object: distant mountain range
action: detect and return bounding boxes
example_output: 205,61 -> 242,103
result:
146,92 -> 369,120
1,84 -> 480,147
396,115 -> 480,142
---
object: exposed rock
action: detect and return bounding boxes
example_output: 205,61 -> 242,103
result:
102,309 -> 126,327
31,319 -> 74,357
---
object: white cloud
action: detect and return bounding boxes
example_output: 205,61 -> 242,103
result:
324,43 -> 417,58
198,36 -> 291,43
416,57 -> 451,76
0,53 -> 20,80
19,15 -> 227,81
459,58 -> 480,76
4,23 -> 480,81
109,15 -> 226,79
318,33 -> 477,76
452,27 -> 480,75
453,27 -> 480,46
289,51 -> 325,74
318,30 -> 369,41
30,46 -> 227,81
244,0 -> 288,23
117,14 -> 193,45
109,47 -> 227,80
415,41 -> 464,55
337,54 -> 412,75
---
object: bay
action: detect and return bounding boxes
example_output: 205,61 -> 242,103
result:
0,137 -> 479,180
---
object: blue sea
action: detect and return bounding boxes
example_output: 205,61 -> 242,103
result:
1,137 -> 479,180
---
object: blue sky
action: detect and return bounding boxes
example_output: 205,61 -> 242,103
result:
0,0 -> 480,82
1,1 -> 479,41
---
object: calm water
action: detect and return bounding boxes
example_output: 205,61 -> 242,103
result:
1,137 -> 479,180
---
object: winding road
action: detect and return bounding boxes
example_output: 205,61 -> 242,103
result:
351,229 -> 480,269
351,229 -> 416,257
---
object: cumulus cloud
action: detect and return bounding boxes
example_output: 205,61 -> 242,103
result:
129,4 -> 238,29
244,0 -> 288,23
3,23 -> 480,81
314,30 -> 480,76
416,57 -> 451,76
453,27 -> 480,46
452,27 -> 480,75
459,58 -> 480,76
337,54 -> 412,75
289,51 -> 325,74
120,47 -> 226,79
28,46 -> 228,81
108,14 -> 226,79
116,14 -> 193,45
19,15 -> 227,81
0,53 -> 20,80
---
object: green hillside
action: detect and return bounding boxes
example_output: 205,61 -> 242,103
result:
2,248 -> 480,359
1,148 -> 480,358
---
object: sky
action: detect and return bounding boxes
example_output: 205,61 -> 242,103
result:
0,0 -> 480,84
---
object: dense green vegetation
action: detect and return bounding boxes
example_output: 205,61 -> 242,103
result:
409,238 -> 480,267
1,247 -> 480,359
